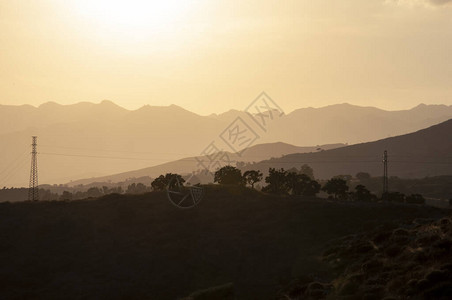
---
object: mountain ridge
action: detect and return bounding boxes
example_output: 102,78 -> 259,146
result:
245,118 -> 452,179
67,119 -> 452,187
1,101 -> 451,187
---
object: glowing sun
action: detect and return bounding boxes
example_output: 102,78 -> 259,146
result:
72,0 -> 192,38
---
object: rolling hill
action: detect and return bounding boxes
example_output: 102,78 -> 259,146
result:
70,119 -> 452,187
67,142 -> 345,186
245,118 -> 452,179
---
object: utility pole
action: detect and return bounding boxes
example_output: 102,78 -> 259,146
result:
382,150 -> 388,198
28,136 -> 39,201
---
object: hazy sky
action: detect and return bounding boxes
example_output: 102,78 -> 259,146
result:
1,0 -> 451,114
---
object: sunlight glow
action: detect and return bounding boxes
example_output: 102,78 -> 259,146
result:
73,0 -> 192,38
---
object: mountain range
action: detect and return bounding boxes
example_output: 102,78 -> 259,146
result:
0,101 -> 451,187
69,118 -> 452,186
245,118 -> 452,179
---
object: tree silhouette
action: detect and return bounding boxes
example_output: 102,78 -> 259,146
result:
214,165 -> 243,185
86,187 -> 102,198
59,191 -> 73,201
286,172 -> 320,196
164,173 -> 185,189
353,184 -> 374,202
127,183 -> 149,194
322,178 -> 349,200
243,170 -> 263,189
300,175 -> 321,196
151,176 -> 167,191
151,173 -> 185,191
286,172 -> 301,195
262,168 -> 289,195
102,186 -> 109,194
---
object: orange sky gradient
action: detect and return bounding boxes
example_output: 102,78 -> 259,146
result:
1,0 -> 451,115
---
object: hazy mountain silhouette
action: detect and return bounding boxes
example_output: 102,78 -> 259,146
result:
0,100 -> 127,135
67,142 -> 345,186
259,103 -> 452,145
246,119 -> 452,179
0,101 -> 451,186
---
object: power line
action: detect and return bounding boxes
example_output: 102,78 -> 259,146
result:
42,145 -> 428,159
37,144 -> 452,161
0,159 -> 28,188
38,151 -> 452,165
40,152 -> 174,161
39,145 -> 195,156
0,150 -> 28,179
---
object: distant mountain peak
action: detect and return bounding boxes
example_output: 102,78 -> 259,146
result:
39,101 -> 61,108
218,109 -> 243,116
97,100 -> 127,111
134,103 -> 201,118
138,104 -> 185,111
410,103 -> 451,111
99,99 -> 117,106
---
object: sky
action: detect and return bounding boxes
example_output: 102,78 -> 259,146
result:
0,0 -> 451,115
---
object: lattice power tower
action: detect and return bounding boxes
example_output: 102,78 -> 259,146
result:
28,136 -> 39,201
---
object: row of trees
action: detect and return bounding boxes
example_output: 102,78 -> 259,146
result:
59,185 -> 139,200
151,173 -> 185,191
212,165 -> 425,204
52,165 -> 426,204
261,168 -> 320,196
213,166 -> 321,196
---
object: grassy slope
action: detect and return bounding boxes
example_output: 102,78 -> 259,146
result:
0,186 -> 448,299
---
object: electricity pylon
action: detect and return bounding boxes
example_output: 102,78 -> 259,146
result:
28,136 -> 39,201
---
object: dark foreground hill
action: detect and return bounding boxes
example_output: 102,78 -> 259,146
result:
0,187 -> 449,299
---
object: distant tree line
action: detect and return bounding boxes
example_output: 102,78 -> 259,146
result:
3,166 -> 446,205
213,165 -> 320,196
211,165 -> 428,204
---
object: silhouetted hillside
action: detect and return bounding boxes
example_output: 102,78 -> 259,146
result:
261,103 -> 452,146
247,119 -> 452,179
67,142 -> 345,186
0,100 -> 127,135
0,187 -> 447,299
